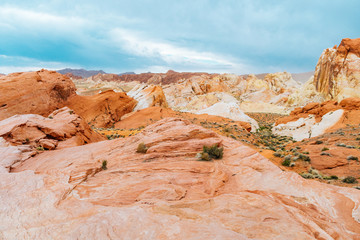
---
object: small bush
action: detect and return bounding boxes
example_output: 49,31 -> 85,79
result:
320,152 -> 331,156
330,175 -> 338,180
298,154 -> 311,162
273,152 -> 282,157
300,173 -> 314,179
101,160 -> 107,170
342,176 -> 358,184
347,155 -> 358,161
336,143 -> 346,147
198,152 -> 211,161
282,158 -> 291,166
48,116 -> 53,119
36,146 -> 45,151
321,147 -> 329,151
315,140 -> 323,145
203,144 -> 223,160
136,143 -> 148,153
69,110 -> 74,115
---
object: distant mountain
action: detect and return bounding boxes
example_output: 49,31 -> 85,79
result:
57,68 -> 106,78
119,72 -> 135,76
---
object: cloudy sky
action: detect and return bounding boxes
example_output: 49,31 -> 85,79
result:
0,0 -> 359,74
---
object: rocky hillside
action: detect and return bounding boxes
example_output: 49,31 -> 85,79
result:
1,118 -> 358,239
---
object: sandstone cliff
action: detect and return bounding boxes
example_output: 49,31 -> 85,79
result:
313,38 -> 360,101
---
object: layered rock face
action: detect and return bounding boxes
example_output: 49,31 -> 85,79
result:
2,118 -> 359,239
67,90 -> 137,128
0,107 -> 104,171
313,38 -> 360,101
127,84 -> 168,111
274,97 -> 360,140
0,69 -> 77,120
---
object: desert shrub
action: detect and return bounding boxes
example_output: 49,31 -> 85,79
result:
48,116 -> 53,119
320,152 -> 331,156
198,152 -> 211,161
136,143 -> 148,153
321,147 -> 329,151
101,160 -> 107,170
330,175 -> 338,180
346,155 -> 358,161
36,146 -> 45,151
315,140 -> 323,145
202,144 -> 223,160
336,143 -> 346,147
300,173 -> 314,179
342,176 -> 358,184
273,152 -> 282,157
282,158 -> 291,166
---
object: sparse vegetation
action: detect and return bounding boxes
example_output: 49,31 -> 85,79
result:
282,158 -> 291,166
321,147 -> 329,151
347,155 -> 358,161
36,146 -> 45,151
101,160 -> 107,170
202,144 -> 224,160
136,142 -> 148,153
315,140 -> 323,145
342,176 -> 358,184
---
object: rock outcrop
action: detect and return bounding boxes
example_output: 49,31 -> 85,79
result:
0,69 -> 77,120
116,106 -> 252,132
0,70 -> 137,128
127,84 -> 168,111
274,98 -> 360,140
66,90 -> 137,128
313,38 -> 360,101
196,102 -> 259,131
2,118 -> 359,239
0,107 -> 104,171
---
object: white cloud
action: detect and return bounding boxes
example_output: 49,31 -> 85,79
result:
109,28 -> 253,73
0,6 -> 87,31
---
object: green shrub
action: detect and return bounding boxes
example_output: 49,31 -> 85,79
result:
198,152 -> 211,161
315,140 -> 323,145
136,143 -> 148,153
282,158 -> 291,166
101,160 -> 107,170
347,155 -> 358,161
330,175 -> 338,180
342,176 -> 358,184
202,144 -> 223,160
273,152 -> 282,157
36,146 -> 45,151
321,147 -> 329,151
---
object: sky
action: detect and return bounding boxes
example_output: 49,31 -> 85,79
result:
0,0 -> 359,74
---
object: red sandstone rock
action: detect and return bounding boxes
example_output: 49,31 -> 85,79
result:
3,118 -> 359,239
0,107 -> 104,149
275,97 -> 360,128
66,90 -> 137,127
0,70 -> 137,128
0,69 -> 76,120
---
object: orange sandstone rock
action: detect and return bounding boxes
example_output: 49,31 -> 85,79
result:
5,118 -> 360,239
